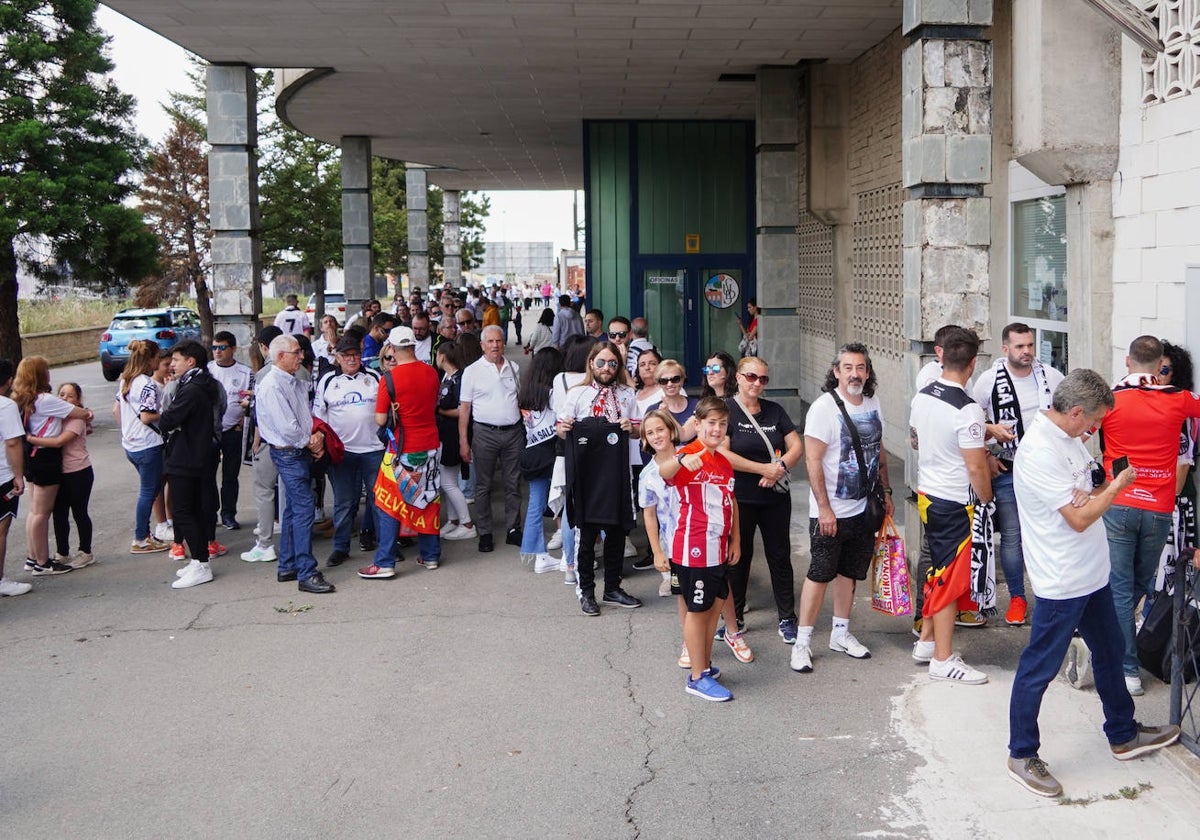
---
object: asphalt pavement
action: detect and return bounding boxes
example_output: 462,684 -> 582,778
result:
1,355 -> 1198,838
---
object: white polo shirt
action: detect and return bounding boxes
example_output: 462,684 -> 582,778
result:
460,356 -> 521,426
909,378 -> 986,504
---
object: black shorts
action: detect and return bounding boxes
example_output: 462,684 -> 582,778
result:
25,447 -> 63,487
670,561 -> 729,613
0,479 -> 17,520
807,511 -> 875,583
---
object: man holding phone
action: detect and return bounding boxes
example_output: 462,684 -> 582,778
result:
1100,335 -> 1200,696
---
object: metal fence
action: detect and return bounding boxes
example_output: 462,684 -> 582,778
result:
1170,563 -> 1200,758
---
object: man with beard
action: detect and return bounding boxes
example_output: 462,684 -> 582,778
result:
792,343 -> 893,673
973,323 -> 1063,627
410,312 -> 434,364
557,341 -> 641,615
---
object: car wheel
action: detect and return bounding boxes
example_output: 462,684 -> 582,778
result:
102,364 -> 119,382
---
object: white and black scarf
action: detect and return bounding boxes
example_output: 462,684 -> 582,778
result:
970,493 -> 997,615
989,357 -> 1052,458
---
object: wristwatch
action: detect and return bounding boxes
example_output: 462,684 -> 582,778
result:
883,486 -> 893,495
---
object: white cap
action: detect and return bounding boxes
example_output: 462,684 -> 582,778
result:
387,326 -> 416,347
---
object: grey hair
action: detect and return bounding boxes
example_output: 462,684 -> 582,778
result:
1051,369 -> 1114,414
268,334 -> 299,365
480,325 -> 504,341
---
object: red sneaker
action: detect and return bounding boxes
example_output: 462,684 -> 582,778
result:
1005,596 -> 1028,626
357,564 -> 396,579
208,540 -> 228,559
169,542 -> 185,561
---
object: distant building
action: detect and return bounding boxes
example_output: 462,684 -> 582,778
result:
478,242 -> 555,280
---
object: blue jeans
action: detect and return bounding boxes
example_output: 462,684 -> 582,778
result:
269,447 -> 318,582
520,476 -> 550,554
561,506 -> 577,569
1103,504 -> 1172,676
125,445 -> 163,541
374,512 -> 440,569
993,471 -> 1024,599
330,449 -> 383,553
1009,584 -> 1137,758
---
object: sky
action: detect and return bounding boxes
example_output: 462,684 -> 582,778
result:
95,5 -> 579,255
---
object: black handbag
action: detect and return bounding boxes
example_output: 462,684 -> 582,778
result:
519,437 -> 556,479
831,391 -> 886,534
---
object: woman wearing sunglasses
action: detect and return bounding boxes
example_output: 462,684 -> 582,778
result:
649,360 -> 698,442
700,352 -> 738,400
719,356 -> 804,646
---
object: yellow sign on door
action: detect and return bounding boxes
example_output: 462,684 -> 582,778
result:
685,234 -> 700,254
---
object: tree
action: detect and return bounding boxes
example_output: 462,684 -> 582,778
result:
459,193 -> 490,271
0,0 -> 149,361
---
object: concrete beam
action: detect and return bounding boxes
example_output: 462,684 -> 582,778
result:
341,136 -> 374,309
807,65 -> 850,226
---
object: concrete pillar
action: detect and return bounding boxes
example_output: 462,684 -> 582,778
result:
755,68 -> 802,419
443,190 -> 462,287
207,64 -> 260,357
1064,182 -> 1114,378
406,168 -> 429,295
341,136 -> 373,315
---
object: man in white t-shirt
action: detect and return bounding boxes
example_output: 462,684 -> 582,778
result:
1006,369 -> 1179,798
273,294 -> 312,336
0,359 -> 30,596
792,343 -> 893,674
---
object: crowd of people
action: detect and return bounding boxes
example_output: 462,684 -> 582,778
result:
0,291 -> 1196,793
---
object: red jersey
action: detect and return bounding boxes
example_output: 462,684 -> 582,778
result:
1102,381 -> 1200,513
666,440 -> 735,568
375,361 -> 441,453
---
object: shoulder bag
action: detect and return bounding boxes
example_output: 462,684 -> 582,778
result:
733,397 -> 789,494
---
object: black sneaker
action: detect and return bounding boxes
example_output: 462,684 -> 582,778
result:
478,533 -> 494,553
31,560 -> 73,576
506,528 -> 522,547
602,588 -> 643,609
221,516 -> 240,530
580,592 -> 600,616
358,530 -> 377,552
631,554 -> 655,571
326,549 -> 350,567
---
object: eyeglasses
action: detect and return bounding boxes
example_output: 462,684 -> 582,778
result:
211,344 -> 229,351
657,375 -> 682,385
456,319 -> 475,327
608,330 -> 628,339
593,358 -> 620,371
1161,365 -> 1172,376
281,348 -> 302,356
739,371 -> 770,385
702,364 -> 723,375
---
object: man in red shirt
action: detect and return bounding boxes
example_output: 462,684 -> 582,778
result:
1100,334 -> 1200,695
360,326 -> 442,578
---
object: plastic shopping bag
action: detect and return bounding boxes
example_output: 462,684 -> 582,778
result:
870,515 -> 912,617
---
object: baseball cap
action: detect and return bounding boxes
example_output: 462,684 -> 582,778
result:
387,325 -> 417,347
334,335 -> 361,353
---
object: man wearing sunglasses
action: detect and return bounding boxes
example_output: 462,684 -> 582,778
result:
207,332 -> 254,531
607,316 -> 631,360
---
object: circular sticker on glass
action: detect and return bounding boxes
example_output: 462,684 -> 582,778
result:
606,432 -> 619,445
703,273 -> 740,309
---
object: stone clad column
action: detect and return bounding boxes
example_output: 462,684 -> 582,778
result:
443,190 -> 462,287
755,68 -> 802,419
207,65 -> 260,355
341,136 -> 373,314
406,168 -> 429,294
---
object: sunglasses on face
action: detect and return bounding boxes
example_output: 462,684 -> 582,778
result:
702,364 -> 723,375
739,371 -> 769,385
382,354 -> 396,363
657,375 -> 682,385
211,344 -> 229,351
593,358 -> 620,371
608,330 -> 628,339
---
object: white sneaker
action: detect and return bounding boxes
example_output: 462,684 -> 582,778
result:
929,654 -> 988,685
273,521 -> 282,534
175,558 -> 198,577
0,578 -> 32,596
912,640 -> 935,663
154,522 -> 174,542
563,564 -> 578,585
829,632 -> 871,659
547,529 -> 563,551
440,521 -> 459,536
446,524 -> 477,541
240,543 -> 277,563
1125,674 -> 1145,696
623,537 -> 638,558
533,553 -> 561,574
172,560 -> 214,589
790,644 -> 813,673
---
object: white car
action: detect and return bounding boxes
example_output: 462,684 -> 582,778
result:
305,291 -> 347,326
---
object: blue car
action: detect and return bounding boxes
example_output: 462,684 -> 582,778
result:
99,307 -> 202,381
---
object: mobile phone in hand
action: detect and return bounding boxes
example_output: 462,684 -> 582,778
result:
1113,455 -> 1130,476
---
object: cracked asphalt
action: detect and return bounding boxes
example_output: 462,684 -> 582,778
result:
3,358 -> 1199,838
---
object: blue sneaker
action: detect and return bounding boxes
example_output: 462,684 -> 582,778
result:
702,664 -> 720,681
686,674 -> 732,702
778,618 -> 798,645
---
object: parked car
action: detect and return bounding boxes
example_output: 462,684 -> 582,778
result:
98,307 -> 202,381
305,291 -> 347,326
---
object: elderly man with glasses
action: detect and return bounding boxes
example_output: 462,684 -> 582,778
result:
455,310 -> 479,335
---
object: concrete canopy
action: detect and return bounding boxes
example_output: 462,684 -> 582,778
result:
106,1 -> 903,190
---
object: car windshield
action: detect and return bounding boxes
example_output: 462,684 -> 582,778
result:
111,314 -> 170,330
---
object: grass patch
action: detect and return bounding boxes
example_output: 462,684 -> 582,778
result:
273,601 -> 314,614
1058,781 -> 1152,806
20,295 -> 290,335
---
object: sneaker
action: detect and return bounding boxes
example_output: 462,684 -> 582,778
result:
1007,756 -> 1063,798
169,542 -> 185,561
445,524 -> 477,541
478,533 -> 494,553
31,560 -> 73,576
580,592 -> 600,616
955,610 -> 987,628
685,674 -> 733,702
505,528 -> 522,547
726,631 -> 754,663
829,632 -> 871,659
789,644 -> 813,672
0,578 -> 32,596
631,555 -> 655,571
678,643 -> 691,669
547,529 -> 563,551
912,616 -> 923,638
701,664 -> 721,680
357,564 -> 397,579
439,520 -> 459,536
714,619 -> 745,640
1005,596 -> 1028,626
171,560 -> 214,589
154,522 -> 174,542
240,543 -> 277,563
67,552 -> 95,569
358,530 -> 378,552
623,537 -> 638,558
23,557 -> 37,571
602,588 -> 643,609
221,516 -> 240,531
533,553 -> 561,574
778,618 -> 798,645
207,540 -> 228,559
929,654 -> 988,684
658,577 -> 672,597
563,564 -> 578,586
1125,674 -> 1145,697
131,537 -> 169,554
417,556 -> 440,570
912,640 -> 935,663
1110,723 -> 1181,760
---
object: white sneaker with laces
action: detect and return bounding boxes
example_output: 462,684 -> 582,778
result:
912,640 -> 935,663
533,553 -> 561,574
240,543 -> 277,563
1125,674 -> 1144,696
440,521 -> 458,536
446,524 -> 477,541
789,644 -> 813,673
175,558 -> 198,577
547,529 -> 563,551
172,560 -> 213,589
929,654 -> 988,684
0,578 -> 32,596
829,632 -> 871,659
154,522 -> 174,542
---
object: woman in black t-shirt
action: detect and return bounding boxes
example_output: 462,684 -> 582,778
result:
719,357 -> 804,642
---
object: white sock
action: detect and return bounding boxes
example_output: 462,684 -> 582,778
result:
832,616 -> 850,636
796,625 -> 815,646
